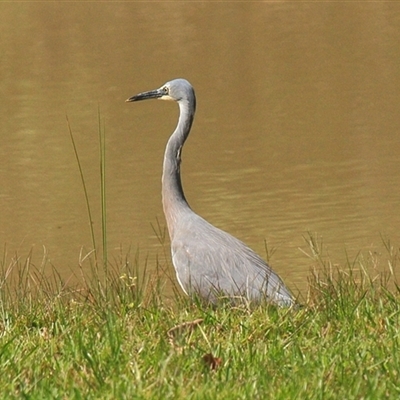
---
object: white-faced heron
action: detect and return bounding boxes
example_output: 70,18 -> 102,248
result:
126,78 -> 295,307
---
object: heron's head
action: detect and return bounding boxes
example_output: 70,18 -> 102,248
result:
126,79 -> 195,105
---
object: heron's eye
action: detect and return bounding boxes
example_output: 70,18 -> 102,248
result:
163,86 -> 169,95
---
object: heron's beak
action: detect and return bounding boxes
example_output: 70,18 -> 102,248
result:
126,89 -> 163,103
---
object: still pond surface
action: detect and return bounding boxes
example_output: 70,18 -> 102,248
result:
1,3 -> 400,297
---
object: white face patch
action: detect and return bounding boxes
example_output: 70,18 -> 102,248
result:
159,94 -> 174,101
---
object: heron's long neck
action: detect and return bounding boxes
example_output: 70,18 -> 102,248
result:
162,100 -> 195,238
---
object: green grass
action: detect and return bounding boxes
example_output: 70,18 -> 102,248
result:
6,120 -> 394,398
0,234 -> 399,399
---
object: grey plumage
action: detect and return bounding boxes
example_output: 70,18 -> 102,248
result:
126,78 -> 294,307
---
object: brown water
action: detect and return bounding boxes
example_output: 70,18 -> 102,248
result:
1,3 -> 400,296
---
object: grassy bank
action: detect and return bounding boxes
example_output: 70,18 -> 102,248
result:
0,236 -> 399,399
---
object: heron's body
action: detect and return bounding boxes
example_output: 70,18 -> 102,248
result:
127,79 -> 294,307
